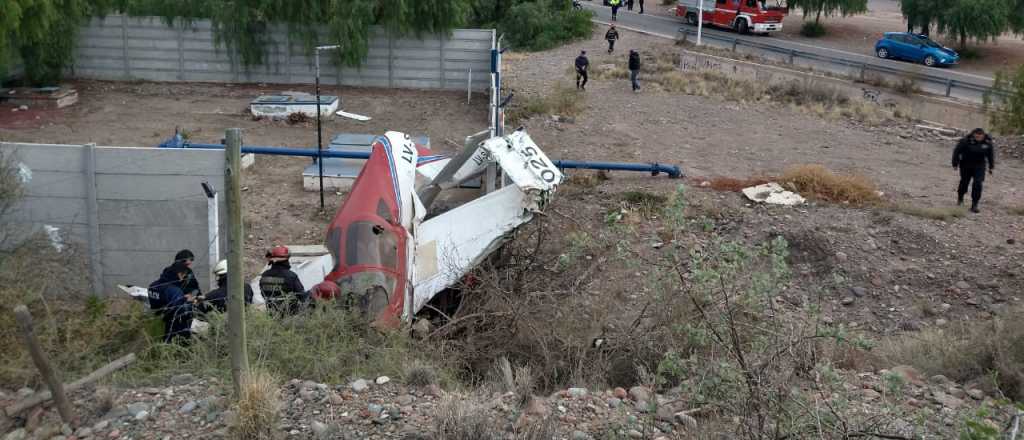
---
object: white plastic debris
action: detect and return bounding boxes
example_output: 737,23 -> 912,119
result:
336,110 -> 371,121
17,162 -> 32,183
43,225 -> 64,252
741,182 -> 805,206
375,376 -> 391,385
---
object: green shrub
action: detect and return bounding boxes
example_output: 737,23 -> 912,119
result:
800,21 -> 827,37
494,0 -> 594,51
986,64 -> 1024,134
128,305 -> 420,385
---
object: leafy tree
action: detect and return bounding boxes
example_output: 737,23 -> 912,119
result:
899,0 -> 947,35
936,0 -> 1010,49
1010,0 -> 1024,33
789,0 -> 869,25
986,64 -> 1024,135
470,0 -> 593,51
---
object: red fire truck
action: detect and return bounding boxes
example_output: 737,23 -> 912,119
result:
676,0 -> 788,35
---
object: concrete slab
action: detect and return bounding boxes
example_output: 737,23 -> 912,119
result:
250,94 -> 339,119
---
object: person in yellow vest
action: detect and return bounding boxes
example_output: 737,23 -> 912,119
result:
609,0 -> 621,20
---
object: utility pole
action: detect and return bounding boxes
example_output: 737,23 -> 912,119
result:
225,128 -> 249,395
697,0 -> 705,46
314,45 -> 340,212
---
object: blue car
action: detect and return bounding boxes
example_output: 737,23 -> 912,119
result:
875,32 -> 959,67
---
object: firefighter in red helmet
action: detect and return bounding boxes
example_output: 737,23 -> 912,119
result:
258,245 -> 307,315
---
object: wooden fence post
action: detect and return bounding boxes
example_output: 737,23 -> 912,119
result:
13,305 -> 75,425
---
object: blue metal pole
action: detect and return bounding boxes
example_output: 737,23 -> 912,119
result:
168,141 -> 682,178
553,160 -> 682,178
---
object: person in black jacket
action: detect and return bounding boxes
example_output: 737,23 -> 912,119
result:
259,246 -> 308,315
575,50 -> 590,90
148,249 -> 201,343
952,128 -> 996,213
628,50 -> 641,92
199,259 -> 254,314
605,25 -> 620,53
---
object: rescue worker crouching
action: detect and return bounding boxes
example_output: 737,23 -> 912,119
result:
198,259 -> 254,315
259,246 -> 308,315
148,249 -> 201,343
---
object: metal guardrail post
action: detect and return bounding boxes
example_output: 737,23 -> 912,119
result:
860,63 -> 867,81
788,49 -> 795,65
732,38 -> 738,52
945,79 -> 954,97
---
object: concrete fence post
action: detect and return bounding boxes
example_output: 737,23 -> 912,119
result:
83,143 -> 103,295
388,32 -> 395,88
177,25 -> 185,81
440,36 -> 447,90
121,17 -> 130,79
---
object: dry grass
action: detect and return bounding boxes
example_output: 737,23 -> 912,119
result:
878,309 -> 1024,400
230,370 -> 281,440
506,82 -> 585,124
1008,206 -> 1024,216
404,362 -> 439,387
434,397 -> 500,439
492,357 -> 536,408
704,176 -> 773,192
778,164 -> 883,206
892,204 -> 966,221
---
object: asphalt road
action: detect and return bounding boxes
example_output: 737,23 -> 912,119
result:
579,1 -> 995,103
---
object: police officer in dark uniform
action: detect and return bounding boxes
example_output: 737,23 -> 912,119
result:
259,246 -> 307,315
575,50 -> 590,90
952,128 -> 996,213
199,259 -> 254,314
148,249 -> 201,343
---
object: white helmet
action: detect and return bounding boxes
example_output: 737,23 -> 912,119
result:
213,259 -> 228,276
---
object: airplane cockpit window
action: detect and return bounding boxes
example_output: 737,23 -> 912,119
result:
345,221 -> 398,269
325,226 -> 342,272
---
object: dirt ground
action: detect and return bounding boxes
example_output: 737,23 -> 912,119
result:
644,0 -> 1024,77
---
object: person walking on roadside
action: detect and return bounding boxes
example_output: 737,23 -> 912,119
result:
628,50 -> 641,92
609,0 -> 621,20
627,0 -> 634,11
952,128 -> 995,213
605,25 -> 620,53
638,0 -> 645,13
575,50 -> 590,90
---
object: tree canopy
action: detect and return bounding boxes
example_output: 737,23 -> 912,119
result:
900,0 -> 1018,48
2,0 -> 475,85
789,0 -> 869,24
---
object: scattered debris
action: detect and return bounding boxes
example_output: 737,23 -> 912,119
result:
741,182 -> 805,205
336,110 -> 371,121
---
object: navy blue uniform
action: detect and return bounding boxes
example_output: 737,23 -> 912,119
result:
952,133 -> 995,210
148,263 -> 200,343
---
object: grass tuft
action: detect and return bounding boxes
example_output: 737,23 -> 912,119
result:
778,164 -> 883,206
404,362 -> 439,387
893,204 -> 966,221
231,370 -> 281,440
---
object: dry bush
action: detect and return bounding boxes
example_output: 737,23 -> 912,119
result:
434,397 -> 501,440
285,112 -> 311,125
768,80 -> 849,107
892,204 -> 966,221
231,370 -> 281,440
878,311 -> 1024,400
778,164 -> 883,206
0,152 -> 148,388
506,82 -> 585,124
404,361 -> 440,387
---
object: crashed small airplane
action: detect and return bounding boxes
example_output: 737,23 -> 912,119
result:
123,129 -> 563,329
314,128 -> 562,327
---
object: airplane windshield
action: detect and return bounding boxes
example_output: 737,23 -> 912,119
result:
345,221 -> 398,269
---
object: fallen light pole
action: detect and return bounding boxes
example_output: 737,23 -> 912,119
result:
314,44 -> 342,211
160,136 -> 684,179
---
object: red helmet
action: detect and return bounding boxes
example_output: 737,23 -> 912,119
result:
266,245 -> 290,260
310,281 -> 341,301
